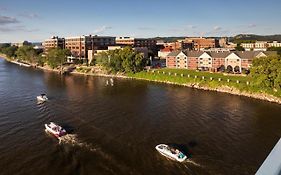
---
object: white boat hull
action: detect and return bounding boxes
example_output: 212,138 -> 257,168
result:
156,144 -> 187,162
37,96 -> 48,102
45,122 -> 66,139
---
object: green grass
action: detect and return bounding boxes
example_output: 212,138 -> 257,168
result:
127,68 -> 281,98
76,67 -> 91,73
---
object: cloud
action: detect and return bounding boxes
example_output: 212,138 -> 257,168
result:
137,27 -> 154,30
0,25 -> 39,33
187,25 -> 197,29
0,15 -> 19,25
18,12 -> 40,19
0,7 -> 7,11
92,26 -> 112,34
248,23 -> 257,28
213,26 -> 222,31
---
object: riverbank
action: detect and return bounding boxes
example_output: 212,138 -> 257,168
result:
2,55 -> 281,105
62,68 -> 281,105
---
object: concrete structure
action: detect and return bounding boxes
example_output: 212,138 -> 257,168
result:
43,36 -> 65,52
166,50 -> 277,72
256,138 -> 281,175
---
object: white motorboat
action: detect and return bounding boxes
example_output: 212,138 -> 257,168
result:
155,144 -> 187,162
37,94 -> 48,102
45,122 -> 67,138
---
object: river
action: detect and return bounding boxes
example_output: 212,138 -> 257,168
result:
0,58 -> 280,175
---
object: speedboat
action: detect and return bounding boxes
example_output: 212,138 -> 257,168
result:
37,94 -> 48,102
155,144 -> 187,162
45,122 -> 67,138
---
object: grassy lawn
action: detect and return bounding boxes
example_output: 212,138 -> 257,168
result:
127,68 -> 281,98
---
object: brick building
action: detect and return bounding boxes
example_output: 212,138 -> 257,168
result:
166,51 -> 276,73
185,37 -> 219,51
116,37 -> 157,51
43,36 -> 65,52
64,35 -> 115,59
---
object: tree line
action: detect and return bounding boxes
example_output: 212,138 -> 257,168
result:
96,47 -> 147,73
0,44 -> 70,69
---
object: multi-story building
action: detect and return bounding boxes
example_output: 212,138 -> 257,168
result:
162,40 -> 193,51
92,35 -> 116,50
65,35 -> 116,59
116,37 -> 157,51
240,41 -> 281,51
268,41 -> 281,48
43,36 -> 65,52
166,50 -> 276,73
185,37 -> 219,50
65,35 -> 92,59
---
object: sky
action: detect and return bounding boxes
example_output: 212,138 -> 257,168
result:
0,0 -> 281,42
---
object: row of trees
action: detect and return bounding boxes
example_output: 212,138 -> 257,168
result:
250,55 -> 281,90
0,44 -> 18,58
96,47 -> 147,73
0,45 -> 70,69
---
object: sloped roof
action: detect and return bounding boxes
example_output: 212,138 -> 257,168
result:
167,50 -> 277,59
184,51 -> 204,57
208,51 -> 231,58
167,50 -> 182,57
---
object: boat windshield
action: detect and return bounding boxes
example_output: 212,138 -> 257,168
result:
178,152 -> 185,158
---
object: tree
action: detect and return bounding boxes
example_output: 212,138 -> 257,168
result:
267,47 -> 281,56
16,46 -> 37,63
235,44 -> 245,51
250,55 -> 281,90
46,48 -> 70,69
96,47 -> 146,73
1,46 -> 18,58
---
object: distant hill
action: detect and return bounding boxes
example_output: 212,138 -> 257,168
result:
230,34 -> 281,43
153,37 -> 186,42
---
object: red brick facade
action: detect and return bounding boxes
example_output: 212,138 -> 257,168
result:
166,51 -> 277,72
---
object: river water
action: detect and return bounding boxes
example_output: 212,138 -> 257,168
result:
0,58 -> 280,175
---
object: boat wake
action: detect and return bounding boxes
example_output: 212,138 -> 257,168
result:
184,159 -> 202,167
58,134 -> 97,152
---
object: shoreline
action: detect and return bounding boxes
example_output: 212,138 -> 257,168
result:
2,56 -> 281,105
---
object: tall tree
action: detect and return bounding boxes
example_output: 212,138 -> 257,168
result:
16,46 -> 37,63
46,48 -> 70,69
250,55 -> 281,90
